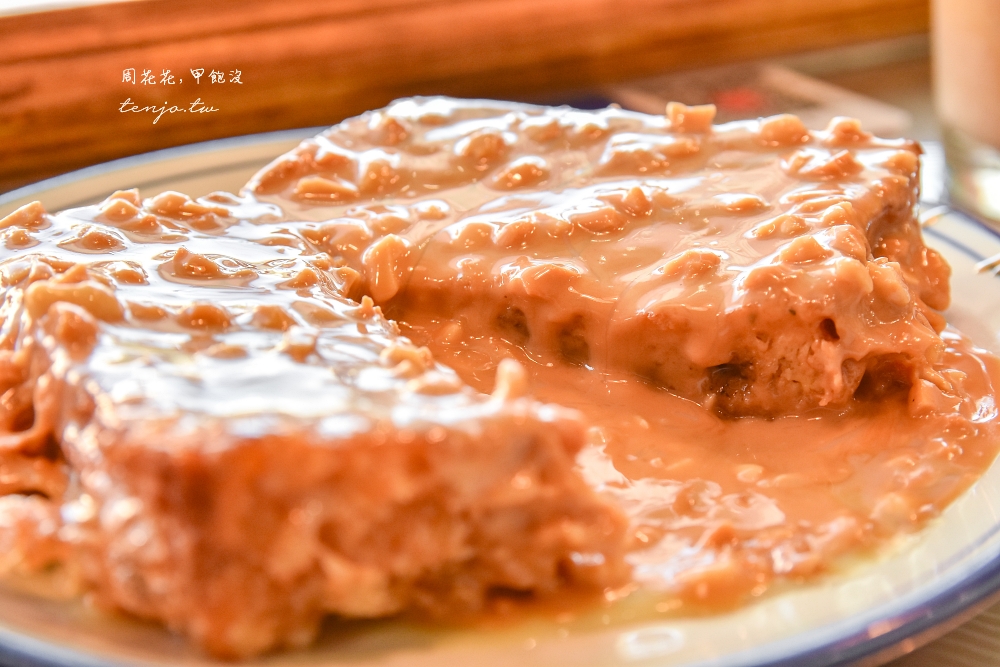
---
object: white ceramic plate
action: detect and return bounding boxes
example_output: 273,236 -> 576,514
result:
2,136 -> 1000,667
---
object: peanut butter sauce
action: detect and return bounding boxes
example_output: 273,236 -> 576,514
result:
253,97 -> 950,417
401,312 -> 1000,607
245,96 -> 1000,609
0,97 -> 998,655
0,187 -> 630,658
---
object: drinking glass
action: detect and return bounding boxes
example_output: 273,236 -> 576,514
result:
932,0 -> 1000,225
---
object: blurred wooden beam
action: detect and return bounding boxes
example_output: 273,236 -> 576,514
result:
0,0 -> 929,193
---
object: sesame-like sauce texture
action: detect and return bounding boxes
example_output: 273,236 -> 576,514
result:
0,97 -> 996,657
251,98 -> 952,416
403,311 -> 1000,606
0,188 -> 629,657
246,96 -> 1000,605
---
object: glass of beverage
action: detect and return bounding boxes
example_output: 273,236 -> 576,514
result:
932,0 -> 1000,225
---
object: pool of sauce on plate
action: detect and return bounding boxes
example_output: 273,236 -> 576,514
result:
401,311 -> 1000,611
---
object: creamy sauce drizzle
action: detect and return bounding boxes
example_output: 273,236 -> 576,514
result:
0,96 -> 998,650
252,97 -> 952,417
402,313 -> 1000,607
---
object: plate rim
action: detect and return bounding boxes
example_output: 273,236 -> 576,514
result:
0,128 -> 323,215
